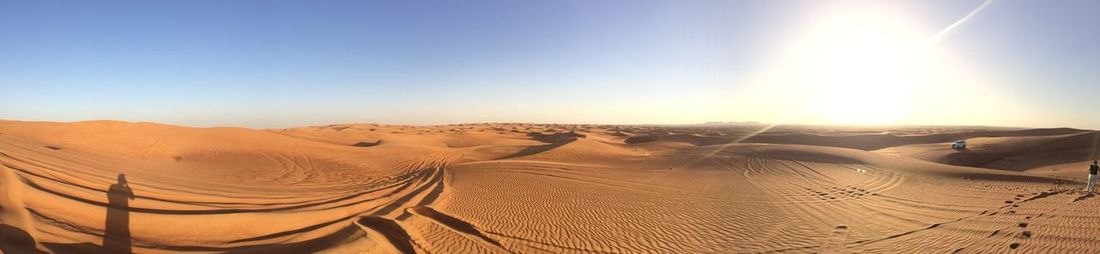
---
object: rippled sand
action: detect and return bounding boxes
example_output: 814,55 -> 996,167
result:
1,120 -> 1098,253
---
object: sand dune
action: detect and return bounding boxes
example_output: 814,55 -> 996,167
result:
877,131 -> 1100,171
2,120 -> 1100,253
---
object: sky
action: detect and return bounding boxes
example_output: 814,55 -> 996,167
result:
0,0 -> 1097,129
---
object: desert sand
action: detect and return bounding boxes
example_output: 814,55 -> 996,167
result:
1,120 -> 1099,253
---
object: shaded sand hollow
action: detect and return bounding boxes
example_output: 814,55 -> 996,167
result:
1,120 -> 1100,253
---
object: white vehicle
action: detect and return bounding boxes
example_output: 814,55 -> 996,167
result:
951,140 -> 967,150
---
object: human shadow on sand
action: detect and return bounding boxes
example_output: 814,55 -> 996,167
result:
40,173 -> 357,253
104,174 -> 135,254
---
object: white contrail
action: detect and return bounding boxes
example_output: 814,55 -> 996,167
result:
682,1 -> 997,168
923,0 -> 996,47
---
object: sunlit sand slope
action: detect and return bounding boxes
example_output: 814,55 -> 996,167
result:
1,120 -> 1099,253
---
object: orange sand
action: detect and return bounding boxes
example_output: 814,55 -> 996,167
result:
1,120 -> 1099,253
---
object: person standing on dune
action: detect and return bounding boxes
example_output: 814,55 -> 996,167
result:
1088,161 -> 1098,193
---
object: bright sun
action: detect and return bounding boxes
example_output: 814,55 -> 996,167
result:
801,8 -> 927,125
738,2 -> 997,127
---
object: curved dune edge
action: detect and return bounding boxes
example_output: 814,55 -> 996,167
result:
1,120 -> 1099,253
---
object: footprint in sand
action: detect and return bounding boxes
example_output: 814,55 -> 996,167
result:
820,225 -> 849,254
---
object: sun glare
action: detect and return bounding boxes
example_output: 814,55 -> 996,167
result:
804,9 -> 926,125
736,3 -> 1010,127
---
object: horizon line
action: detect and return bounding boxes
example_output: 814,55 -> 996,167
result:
0,118 -> 1093,132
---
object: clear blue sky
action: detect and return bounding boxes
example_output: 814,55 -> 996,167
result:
1,0 -> 1097,129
